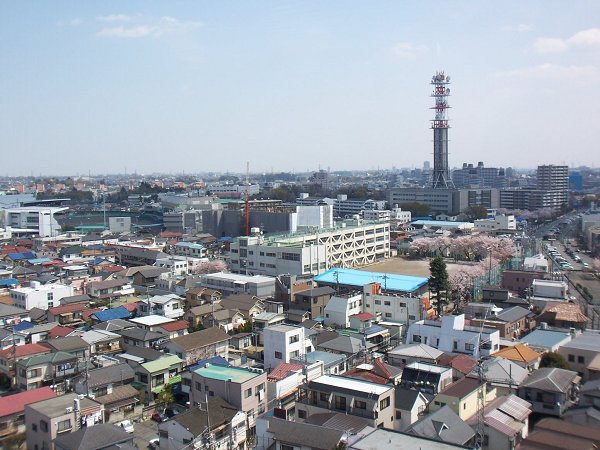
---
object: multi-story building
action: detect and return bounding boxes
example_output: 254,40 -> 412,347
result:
16,351 -> 80,392
362,283 -> 425,326
0,386 -> 56,443
4,206 -> 68,237
230,222 -> 390,277
499,165 -> 569,211
474,215 -> 516,232
25,393 -> 104,450
406,314 -> 500,359
188,364 -> 267,433
262,325 -> 314,372
322,292 -> 362,328
332,195 -> 386,219
10,281 -> 73,310
388,187 -> 499,216
137,294 -> 185,319
199,273 -> 276,298
452,162 -> 507,189
296,374 -> 395,429
558,330 -> 600,381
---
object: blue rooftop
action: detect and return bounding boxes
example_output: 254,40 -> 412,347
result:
92,306 -> 130,322
314,268 -> 428,293
14,320 -> 34,332
187,356 -> 230,372
0,279 -> 18,287
175,241 -> 204,249
8,252 -> 36,261
26,258 -> 51,264
304,350 -> 345,366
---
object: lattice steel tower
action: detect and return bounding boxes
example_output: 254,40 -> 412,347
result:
430,71 -> 454,189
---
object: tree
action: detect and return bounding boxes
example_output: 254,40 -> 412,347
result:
156,384 -> 175,406
400,202 -> 431,217
540,352 -> 570,370
464,205 -> 489,220
429,256 -> 449,317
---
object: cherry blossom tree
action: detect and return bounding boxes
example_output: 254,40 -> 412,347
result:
192,259 -> 228,274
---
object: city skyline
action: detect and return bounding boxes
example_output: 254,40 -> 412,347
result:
2,1 -> 600,175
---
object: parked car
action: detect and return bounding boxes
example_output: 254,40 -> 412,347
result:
152,411 -> 168,422
117,419 -> 134,433
148,439 -> 160,449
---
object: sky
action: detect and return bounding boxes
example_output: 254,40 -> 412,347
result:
2,1 -> 600,176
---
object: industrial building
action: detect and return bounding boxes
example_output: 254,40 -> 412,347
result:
3,206 -> 68,237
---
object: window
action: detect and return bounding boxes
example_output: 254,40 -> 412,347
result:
385,313 -> 392,318
245,388 -> 252,398
47,293 -> 53,301
274,351 -> 282,359
281,445 -> 294,450
453,341 -> 458,350
578,356 -> 585,364
289,335 -> 299,344
334,395 -> 346,410
374,300 -> 381,305
396,411 -> 402,419
255,383 -> 265,394
355,400 -> 366,410
32,424 -> 37,432
196,382 -> 202,391
57,419 -> 71,432
465,343 -> 475,352
379,397 -> 390,410
289,350 -> 299,359
568,354 -> 575,362
412,334 -> 421,343
320,393 -> 329,402
40,420 -> 48,432
384,301 -> 391,306
298,410 -> 306,419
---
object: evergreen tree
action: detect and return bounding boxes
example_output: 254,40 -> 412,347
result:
429,256 -> 449,317
540,352 -> 570,370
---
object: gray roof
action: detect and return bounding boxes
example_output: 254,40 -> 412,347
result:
159,397 -> 238,436
560,330 -> 600,352
86,363 -> 135,388
19,351 -> 77,368
580,378 -> 600,398
267,417 -> 344,450
497,306 -> 531,323
26,392 -> 101,418
388,343 -> 444,360
92,319 -> 135,332
117,327 -> 166,342
304,412 -> 369,434
520,367 -> 579,393
52,423 -> 132,450
407,405 -> 475,445
351,427 -> 472,450
43,336 -> 89,352
519,329 -> 572,351
60,294 -> 92,305
118,346 -> 165,361
168,327 -> 230,351
317,335 -> 363,354
0,303 -> 28,318
395,387 -> 426,410
476,357 -> 528,386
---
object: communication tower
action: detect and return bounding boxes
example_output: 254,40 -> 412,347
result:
430,71 -> 455,189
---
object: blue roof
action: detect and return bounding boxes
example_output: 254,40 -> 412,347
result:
0,279 -> 18,287
8,252 -> 36,261
91,306 -> 130,322
314,268 -> 428,293
175,241 -> 204,249
14,321 -> 34,332
26,258 -> 51,264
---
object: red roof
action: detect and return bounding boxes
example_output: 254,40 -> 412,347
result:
438,353 -> 478,375
49,302 -> 88,315
267,363 -> 304,381
0,387 -> 56,418
159,319 -> 189,332
47,325 -> 76,338
83,308 -> 103,320
121,302 -> 139,313
160,231 -> 182,238
0,343 -> 51,360
350,312 -> 375,321
103,265 -> 127,273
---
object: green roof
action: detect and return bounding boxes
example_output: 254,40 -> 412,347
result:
20,351 -> 77,367
193,364 -> 262,383
141,355 -> 182,374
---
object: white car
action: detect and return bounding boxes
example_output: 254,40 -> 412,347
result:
117,419 -> 134,433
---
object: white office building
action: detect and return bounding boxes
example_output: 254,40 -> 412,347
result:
406,314 -> 500,359
263,324 -> 314,372
362,284 -> 424,325
229,222 -> 390,277
4,207 -> 68,237
323,292 -> 363,328
474,214 -> 516,232
10,281 -> 73,310
199,272 -> 276,298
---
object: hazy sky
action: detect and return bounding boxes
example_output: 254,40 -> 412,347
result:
2,1 -> 600,176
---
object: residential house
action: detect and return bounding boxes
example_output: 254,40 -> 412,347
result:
0,386 -> 56,442
263,324 -> 314,372
157,319 -> 190,339
128,315 -> 176,331
218,294 -> 265,320
185,303 -> 224,329
92,318 -> 135,334
137,294 -> 184,319
476,357 -> 528,396
0,343 -> 51,382
25,393 -> 104,450
90,306 -> 131,324
286,309 -> 311,324
519,417 -> 600,450
293,286 -> 335,317
252,312 -> 285,340
80,330 -> 122,355
16,351 -> 80,392
430,376 -> 497,420
517,367 -> 580,416
46,304 -> 84,329
117,327 -> 168,350
316,335 -> 369,368
10,281 -> 73,310
109,246 -> 168,267
0,303 -> 29,327
579,378 -> 600,408
400,362 -> 454,395
158,398 -> 247,450
323,292 -> 362,328
205,309 -> 245,333
558,330 -> 600,381
469,306 -> 534,339
257,417 -> 345,450
188,364 -> 268,433
406,315 -> 500,358
266,362 -> 308,421
387,343 -> 444,367
465,394 -> 531,450
42,336 -> 90,361
296,374 -> 395,429
185,287 -> 222,308
52,423 -> 134,450
406,405 -> 476,447
519,328 -> 572,353
0,327 -> 25,351
230,333 -> 252,351
493,344 -> 541,371
86,278 -> 134,301
130,354 -> 183,398
537,303 -> 589,330
350,427 -> 472,450
437,354 -> 478,381
165,328 -> 230,367
394,387 -> 429,431
343,357 -> 402,386
299,351 -> 347,376
17,322 -> 58,344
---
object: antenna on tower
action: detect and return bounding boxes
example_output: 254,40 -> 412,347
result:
430,71 -> 455,189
